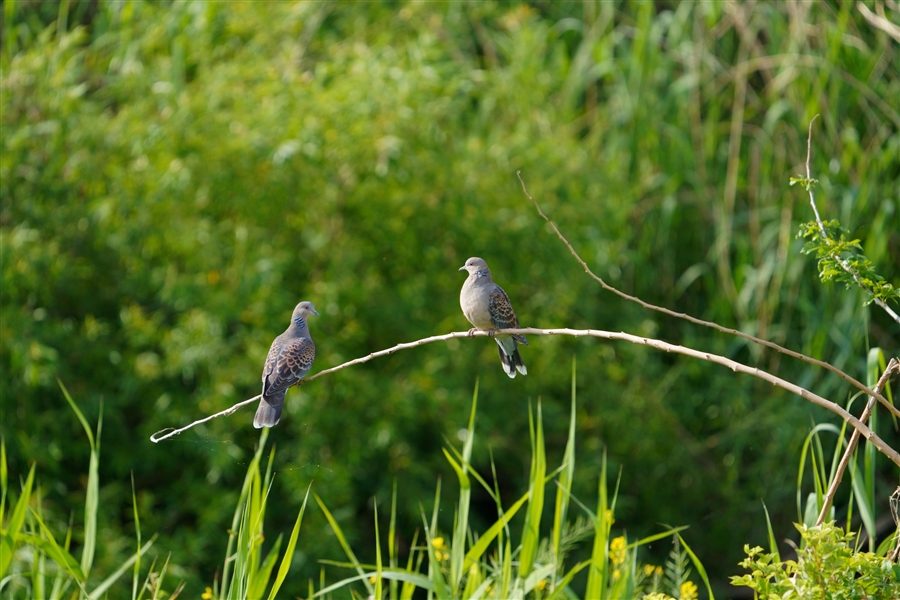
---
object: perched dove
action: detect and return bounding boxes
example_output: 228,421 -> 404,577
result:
459,257 -> 528,378
254,301 -> 319,428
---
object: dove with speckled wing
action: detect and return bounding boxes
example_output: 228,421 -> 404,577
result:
254,301 -> 319,428
459,257 -> 528,378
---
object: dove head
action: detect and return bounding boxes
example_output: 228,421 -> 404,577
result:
292,301 -> 320,325
459,257 -> 491,278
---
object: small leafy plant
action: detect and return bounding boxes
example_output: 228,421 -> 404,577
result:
731,522 -> 900,598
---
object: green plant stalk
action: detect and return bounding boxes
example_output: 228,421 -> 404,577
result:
315,493 -> 375,597
58,379 -> 100,581
450,381 -> 478,593
389,481 -> 399,600
519,401 -> 546,579
585,452 -> 609,600
552,359 -> 577,565
266,484 -> 310,600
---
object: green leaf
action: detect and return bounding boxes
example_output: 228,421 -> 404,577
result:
553,358 -> 578,561
314,493 -> 373,597
585,451 -> 609,600
89,536 -> 156,598
0,462 -> 35,581
519,400 -> 546,579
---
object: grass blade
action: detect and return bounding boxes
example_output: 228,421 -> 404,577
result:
248,534 -> 281,600
762,502 -> 780,562
585,451 -> 609,600
315,493 -> 374,597
421,508 -> 449,600
553,359 -> 577,562
58,379 -> 100,579
677,533 -> 713,600
1,462 -> 35,580
266,484 -> 310,600
89,536 -> 156,598
375,499 -> 383,600
519,400 -> 546,579
131,472 -> 142,600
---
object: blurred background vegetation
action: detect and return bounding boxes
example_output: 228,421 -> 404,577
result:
2,0 -> 898,596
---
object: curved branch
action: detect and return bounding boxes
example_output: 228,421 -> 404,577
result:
515,171 -> 900,417
149,328 -> 900,468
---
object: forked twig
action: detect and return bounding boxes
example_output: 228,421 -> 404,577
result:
515,171 -> 900,418
150,328 -> 900,468
816,358 -> 900,525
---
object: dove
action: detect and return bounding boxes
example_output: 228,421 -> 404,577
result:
459,257 -> 528,378
254,301 -> 319,428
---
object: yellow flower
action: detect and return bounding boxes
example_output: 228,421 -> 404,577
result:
434,550 -> 443,561
604,509 -> 615,525
610,536 -> 627,566
432,536 -> 445,549
642,594 -> 675,600
643,564 -> 657,576
655,566 -> 663,577
535,579 -> 547,591
369,575 -> 377,584
201,588 -> 214,600
613,568 -> 621,580
679,581 -> 698,600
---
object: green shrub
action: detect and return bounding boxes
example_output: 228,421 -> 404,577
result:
731,522 -> 900,599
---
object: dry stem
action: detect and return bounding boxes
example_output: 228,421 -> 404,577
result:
515,171 -> 900,419
816,358 -> 900,525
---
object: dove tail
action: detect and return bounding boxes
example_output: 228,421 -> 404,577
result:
254,393 -> 284,428
497,342 -> 527,378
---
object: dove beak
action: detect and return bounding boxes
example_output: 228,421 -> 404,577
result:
311,308 -> 320,317
459,265 -> 466,271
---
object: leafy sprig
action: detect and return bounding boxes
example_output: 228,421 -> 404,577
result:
797,219 -> 900,306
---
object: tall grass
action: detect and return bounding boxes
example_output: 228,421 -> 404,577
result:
304,367 -> 710,599
0,382 -> 308,600
0,381 -> 155,599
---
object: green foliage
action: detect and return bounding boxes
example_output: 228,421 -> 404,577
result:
0,387 -> 309,600
798,220 -> 900,306
0,387 -> 156,600
2,1 -> 898,595
731,523 -> 900,599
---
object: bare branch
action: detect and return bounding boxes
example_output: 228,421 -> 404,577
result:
515,171 -> 900,417
150,328 -> 900,468
149,395 -> 261,442
805,114 -> 827,235
816,357 -> 900,525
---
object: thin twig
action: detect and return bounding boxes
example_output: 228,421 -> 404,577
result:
150,328 -> 900,467
515,171 -> 900,418
149,396 -> 261,442
802,117 -> 900,323
805,115 -> 827,233
816,358 -> 900,525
